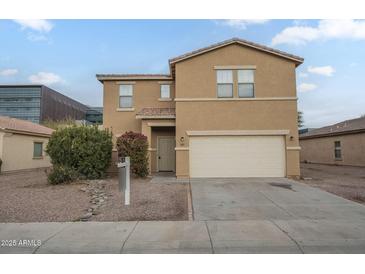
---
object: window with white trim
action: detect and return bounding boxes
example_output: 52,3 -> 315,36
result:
334,141 -> 342,159
238,69 -> 255,98
119,85 -> 133,108
160,84 -> 170,99
216,70 -> 233,98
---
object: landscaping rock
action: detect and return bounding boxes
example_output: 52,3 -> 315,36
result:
81,179 -> 109,220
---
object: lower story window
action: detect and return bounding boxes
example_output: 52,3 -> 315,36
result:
33,142 -> 43,158
334,141 -> 342,159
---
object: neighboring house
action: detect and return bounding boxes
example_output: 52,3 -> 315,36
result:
300,116 -> 365,167
0,116 -> 53,172
97,38 -> 304,179
0,85 -> 89,124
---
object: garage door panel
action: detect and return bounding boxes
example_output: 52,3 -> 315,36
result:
190,136 -> 285,178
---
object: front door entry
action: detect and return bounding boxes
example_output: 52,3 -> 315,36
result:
158,137 -> 176,171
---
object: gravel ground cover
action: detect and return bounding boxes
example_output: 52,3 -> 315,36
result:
92,177 -> 188,221
0,169 -> 188,222
300,163 -> 365,204
0,169 -> 89,222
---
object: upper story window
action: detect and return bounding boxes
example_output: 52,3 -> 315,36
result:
216,70 -> 233,98
119,84 -> 133,108
160,84 -> 170,99
238,69 -> 255,98
334,141 -> 342,160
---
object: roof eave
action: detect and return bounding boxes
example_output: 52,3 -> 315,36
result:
300,128 -> 365,140
96,75 -> 173,82
1,128 -> 53,138
168,39 -> 304,67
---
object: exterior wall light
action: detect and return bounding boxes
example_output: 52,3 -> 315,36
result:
179,136 -> 185,145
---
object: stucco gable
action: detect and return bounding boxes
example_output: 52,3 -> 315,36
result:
169,38 -> 304,66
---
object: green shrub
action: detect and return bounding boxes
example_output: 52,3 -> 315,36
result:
116,131 -> 149,177
47,165 -> 79,185
46,126 -> 113,180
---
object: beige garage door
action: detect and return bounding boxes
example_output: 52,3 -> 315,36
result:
189,136 -> 286,178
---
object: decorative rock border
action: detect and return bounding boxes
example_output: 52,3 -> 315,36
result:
79,180 -> 108,221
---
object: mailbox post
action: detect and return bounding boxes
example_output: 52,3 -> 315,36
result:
117,156 -> 130,205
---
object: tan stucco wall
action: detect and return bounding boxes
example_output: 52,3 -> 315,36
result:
174,43 -> 300,178
1,132 -> 51,172
103,80 -> 175,140
300,133 -> 365,166
102,43 -> 301,178
174,44 -> 297,98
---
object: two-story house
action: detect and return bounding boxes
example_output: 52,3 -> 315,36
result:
97,38 -> 304,179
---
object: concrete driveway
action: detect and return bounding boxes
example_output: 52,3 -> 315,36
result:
190,177 -> 365,253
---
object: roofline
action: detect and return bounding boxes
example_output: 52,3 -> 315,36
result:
300,128 -> 365,140
96,38 -> 304,82
96,74 -> 173,82
0,127 -> 53,138
169,38 -> 304,66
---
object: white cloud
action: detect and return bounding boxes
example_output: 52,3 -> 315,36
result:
27,33 -> 49,42
13,19 -> 53,33
308,65 -> 335,77
298,72 -> 308,78
220,19 -> 270,29
0,68 -> 18,76
272,20 -> 365,45
29,72 -> 62,85
298,83 -> 317,92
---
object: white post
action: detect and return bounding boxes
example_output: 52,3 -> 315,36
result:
125,156 -> 130,205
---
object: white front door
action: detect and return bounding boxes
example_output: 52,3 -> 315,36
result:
158,137 -> 176,171
189,135 -> 286,178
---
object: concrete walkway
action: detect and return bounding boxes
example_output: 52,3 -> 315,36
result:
1,218 -> 365,253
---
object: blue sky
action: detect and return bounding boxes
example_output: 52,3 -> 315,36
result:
0,19 -> 364,128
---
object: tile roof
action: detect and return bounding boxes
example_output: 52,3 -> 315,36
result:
136,108 -> 176,118
0,116 -> 54,136
169,37 -> 304,65
300,116 -> 365,139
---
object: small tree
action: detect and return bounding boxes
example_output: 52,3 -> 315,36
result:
46,126 -> 113,183
116,131 -> 149,177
